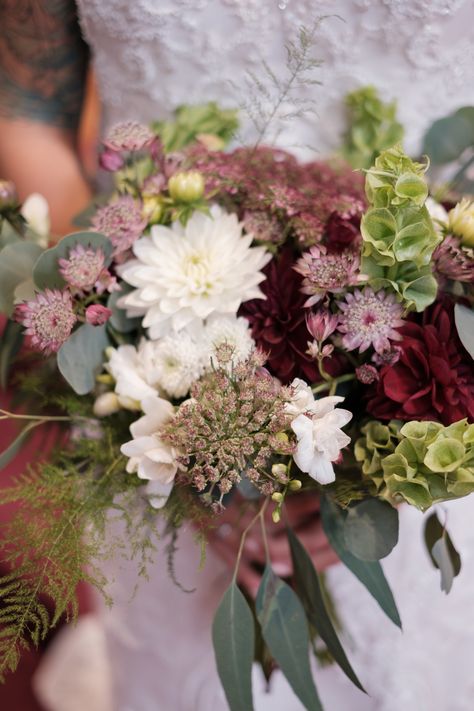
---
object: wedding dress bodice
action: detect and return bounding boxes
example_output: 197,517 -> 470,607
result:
76,0 -> 474,156
34,3 -> 474,711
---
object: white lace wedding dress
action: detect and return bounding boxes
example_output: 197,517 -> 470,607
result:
35,2 -> 474,710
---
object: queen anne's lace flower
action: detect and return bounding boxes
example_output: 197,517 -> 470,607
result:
337,287 -> 404,354
121,396 -> 181,508
202,316 -> 254,370
15,289 -> 77,354
118,205 -> 271,339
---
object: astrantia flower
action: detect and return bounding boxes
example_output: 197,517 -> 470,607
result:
368,298 -> 474,425
337,287 -> 404,354
433,235 -> 474,283
243,210 -> 283,245
202,316 -> 254,370
290,395 -> 352,485
58,244 -> 106,291
118,205 -> 271,339
15,289 -> 77,354
92,196 -> 147,255
147,332 -> 205,399
295,246 -> 364,306
121,396 -> 180,509
356,364 -> 379,385
448,198 -> 474,248
104,121 -> 155,152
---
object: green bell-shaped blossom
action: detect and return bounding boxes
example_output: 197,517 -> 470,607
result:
355,419 -> 474,511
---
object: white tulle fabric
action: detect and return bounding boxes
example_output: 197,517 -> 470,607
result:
35,1 -> 474,709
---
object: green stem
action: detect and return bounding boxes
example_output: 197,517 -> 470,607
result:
312,373 -> 356,395
232,497 -> 268,583
0,409 -> 72,423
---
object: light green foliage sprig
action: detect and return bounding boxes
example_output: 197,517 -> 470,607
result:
355,418 -> 474,511
0,415 -> 163,681
342,86 -> 404,170
360,144 -> 441,312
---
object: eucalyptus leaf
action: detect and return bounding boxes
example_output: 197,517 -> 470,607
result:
321,497 -> 401,628
422,108 -> 474,165
0,421 -> 43,469
256,566 -> 322,711
424,511 -> 461,594
212,583 -> 255,711
0,242 -> 43,316
287,528 -> 365,693
454,303 -> 474,360
343,499 -> 399,561
57,324 -> 110,395
33,232 -> 113,290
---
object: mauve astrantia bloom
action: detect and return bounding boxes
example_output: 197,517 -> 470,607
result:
433,234 -> 474,284
15,289 -> 77,354
337,287 -> 404,354
104,121 -> 155,152
85,304 -> 112,326
295,245 -> 364,306
92,196 -> 147,255
356,364 -> 379,384
306,309 -> 339,342
58,244 -> 106,291
243,210 -> 283,245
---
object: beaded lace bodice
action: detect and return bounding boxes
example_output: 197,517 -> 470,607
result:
76,0 -> 474,156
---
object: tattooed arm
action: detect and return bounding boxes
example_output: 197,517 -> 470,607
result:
0,0 -> 92,237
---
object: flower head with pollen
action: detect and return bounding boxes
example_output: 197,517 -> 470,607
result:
58,244 -> 106,291
337,287 -> 404,354
294,246 -> 364,306
118,205 -> 271,339
104,121 -> 155,152
92,196 -> 147,256
15,289 -> 77,354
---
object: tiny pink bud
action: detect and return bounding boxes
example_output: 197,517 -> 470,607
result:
85,304 -> 112,326
99,148 -> 124,172
306,310 -> 339,342
321,344 -> 334,358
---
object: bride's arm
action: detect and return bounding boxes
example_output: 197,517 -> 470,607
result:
0,0 -> 93,238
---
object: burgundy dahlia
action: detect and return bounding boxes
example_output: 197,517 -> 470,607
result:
239,250 -> 319,383
367,299 -> 474,425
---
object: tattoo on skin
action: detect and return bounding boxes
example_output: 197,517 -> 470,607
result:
0,0 -> 89,130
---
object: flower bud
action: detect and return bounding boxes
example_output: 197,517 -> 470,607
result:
85,304 -> 113,326
168,171 -> 205,203
99,148 -> 124,172
93,392 -> 121,417
0,180 -> 17,208
271,492 -> 284,503
21,193 -> 50,239
272,509 -> 281,524
271,463 -> 288,481
96,373 -> 115,385
142,195 -> 163,224
288,479 -> 302,491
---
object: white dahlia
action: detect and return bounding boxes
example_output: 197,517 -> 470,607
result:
202,316 -> 254,370
117,205 -> 271,339
147,331 -> 205,399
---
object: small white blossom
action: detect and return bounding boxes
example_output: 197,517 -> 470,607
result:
288,383 -> 352,485
21,193 -> 50,245
148,331 -> 205,399
202,316 -> 254,370
106,343 -> 157,409
121,396 -> 181,508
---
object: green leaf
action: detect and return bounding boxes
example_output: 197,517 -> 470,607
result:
0,242 -> 43,316
0,320 -> 23,389
422,108 -> 474,165
401,272 -> 438,312
57,324 -> 110,395
394,172 -> 428,206
0,421 -> 43,469
212,583 -> 255,711
287,527 -> 365,693
343,499 -> 399,561
33,232 -> 113,290
424,511 -> 461,594
454,303 -> 474,360
321,497 -> 401,628
256,565 -> 322,711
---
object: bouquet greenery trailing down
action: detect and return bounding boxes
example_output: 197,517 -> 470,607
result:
0,85 -> 473,711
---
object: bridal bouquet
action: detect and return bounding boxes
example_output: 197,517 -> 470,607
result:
1,94 -> 473,710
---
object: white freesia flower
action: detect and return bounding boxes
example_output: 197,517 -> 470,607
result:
117,205 -> 271,339
121,396 -> 181,508
106,343 -> 157,409
21,193 -> 50,245
289,385 -> 352,485
285,378 -> 318,418
149,331 -> 205,398
202,316 -> 254,370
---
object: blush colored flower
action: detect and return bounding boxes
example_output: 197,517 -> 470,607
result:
15,289 -> 77,354
306,309 -> 339,342
290,396 -> 352,485
433,234 -> 474,283
295,245 -> 364,306
104,121 -> 155,152
99,148 -> 125,172
147,331 -> 205,399
59,244 -> 106,291
118,205 -> 270,339
368,299 -> 474,425
337,287 -> 404,354
121,396 -> 181,509
85,304 -> 112,326
243,210 -> 283,244
92,196 -> 147,256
